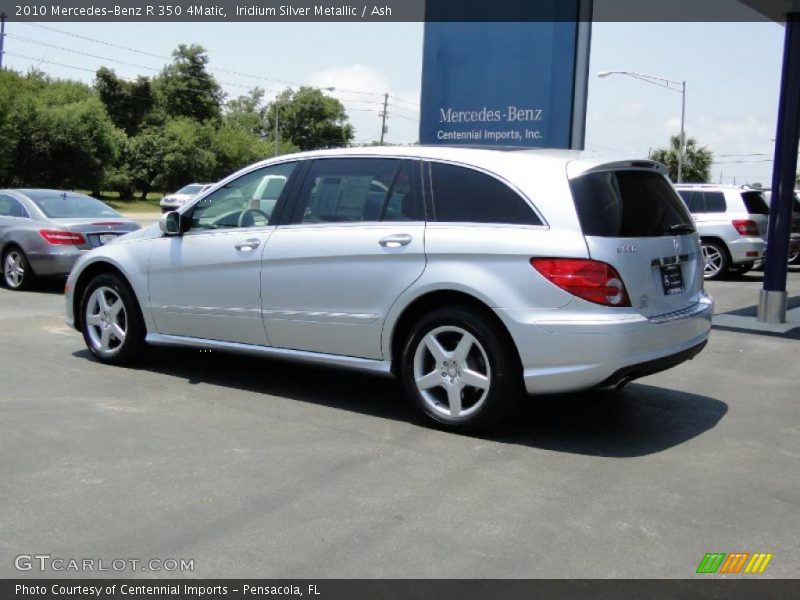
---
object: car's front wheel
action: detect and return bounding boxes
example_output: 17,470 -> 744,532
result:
2,246 -> 35,290
80,273 -> 146,364
400,306 -> 521,432
701,240 -> 729,280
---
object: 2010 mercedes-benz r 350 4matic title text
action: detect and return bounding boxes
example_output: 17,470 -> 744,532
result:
65,147 -> 713,431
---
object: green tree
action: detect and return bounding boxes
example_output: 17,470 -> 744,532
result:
125,127 -> 169,199
211,121 -> 281,179
153,118 -> 217,192
2,92 -> 120,190
649,135 -> 713,183
266,87 -> 353,151
154,45 -> 224,123
95,67 -> 155,136
225,88 -> 268,136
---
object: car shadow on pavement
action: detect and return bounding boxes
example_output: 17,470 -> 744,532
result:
73,347 -> 728,458
490,384 -> 728,457
27,278 -> 66,295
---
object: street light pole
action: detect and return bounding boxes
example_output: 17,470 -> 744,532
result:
598,71 -> 687,183
678,80 -> 686,184
274,103 -> 280,157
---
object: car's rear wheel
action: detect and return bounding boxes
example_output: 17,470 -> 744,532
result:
701,240 -> 729,280
2,246 -> 35,290
400,306 -> 520,432
80,273 -> 146,364
789,251 -> 800,265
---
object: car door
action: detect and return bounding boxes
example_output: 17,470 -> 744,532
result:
148,161 -> 299,345
260,157 -> 427,359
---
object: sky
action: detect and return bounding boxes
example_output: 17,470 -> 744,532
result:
2,14 -> 788,185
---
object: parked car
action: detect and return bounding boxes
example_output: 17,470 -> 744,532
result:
65,147 -> 713,431
674,184 -> 768,279
762,188 -> 800,265
159,183 -> 214,213
0,189 -> 140,290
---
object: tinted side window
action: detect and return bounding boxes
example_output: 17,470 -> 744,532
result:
429,162 -> 542,225
0,195 -> 28,218
295,159 -> 423,224
741,191 -> 770,215
679,190 -> 704,213
704,192 -> 727,213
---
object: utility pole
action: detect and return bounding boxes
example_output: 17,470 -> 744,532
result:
379,92 -> 389,145
0,13 -> 7,70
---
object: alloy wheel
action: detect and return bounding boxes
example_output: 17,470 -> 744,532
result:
85,286 -> 128,357
702,244 -> 724,278
413,325 -> 491,419
3,250 -> 25,289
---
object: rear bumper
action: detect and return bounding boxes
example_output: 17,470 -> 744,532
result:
593,340 -> 708,389
728,237 -> 766,264
496,293 -> 714,395
27,250 -> 84,277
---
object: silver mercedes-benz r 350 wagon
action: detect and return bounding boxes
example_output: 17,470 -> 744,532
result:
65,147 -> 713,431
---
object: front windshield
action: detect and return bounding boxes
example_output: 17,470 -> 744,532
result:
177,185 -> 204,195
26,191 -> 122,219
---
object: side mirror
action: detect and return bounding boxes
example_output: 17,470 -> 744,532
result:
159,211 -> 182,236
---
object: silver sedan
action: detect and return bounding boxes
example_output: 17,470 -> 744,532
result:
0,189 -> 140,290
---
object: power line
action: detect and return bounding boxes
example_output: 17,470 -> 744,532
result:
387,94 -> 420,109
18,21 -> 392,99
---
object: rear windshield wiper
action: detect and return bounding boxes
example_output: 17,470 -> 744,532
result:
664,223 -> 695,234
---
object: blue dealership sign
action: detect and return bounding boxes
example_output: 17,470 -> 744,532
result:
420,1 -> 592,149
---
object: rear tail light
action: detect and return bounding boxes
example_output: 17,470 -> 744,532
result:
732,219 -> 760,236
531,258 -> 631,307
38,229 -> 86,245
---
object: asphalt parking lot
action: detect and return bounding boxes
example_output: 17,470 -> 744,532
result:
1,265 -> 799,579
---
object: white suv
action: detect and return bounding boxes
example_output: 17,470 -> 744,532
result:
675,184 -> 769,279
65,147 -> 713,431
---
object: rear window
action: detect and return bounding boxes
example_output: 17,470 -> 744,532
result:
569,170 -> 693,238
429,162 -> 542,225
742,191 -> 770,215
25,191 -> 121,219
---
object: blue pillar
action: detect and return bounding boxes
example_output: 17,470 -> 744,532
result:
759,12 -> 800,324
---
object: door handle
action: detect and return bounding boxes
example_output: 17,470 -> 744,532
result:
378,233 -> 413,248
234,238 -> 261,251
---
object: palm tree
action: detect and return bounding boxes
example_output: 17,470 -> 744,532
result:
649,135 -> 713,183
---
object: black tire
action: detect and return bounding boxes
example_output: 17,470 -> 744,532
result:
789,251 -> 800,266
728,261 -> 754,277
79,272 -> 147,365
2,245 -> 36,290
701,240 -> 729,281
400,306 -> 521,432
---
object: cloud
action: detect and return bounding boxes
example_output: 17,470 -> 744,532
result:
309,64 -> 390,101
307,65 -> 420,144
